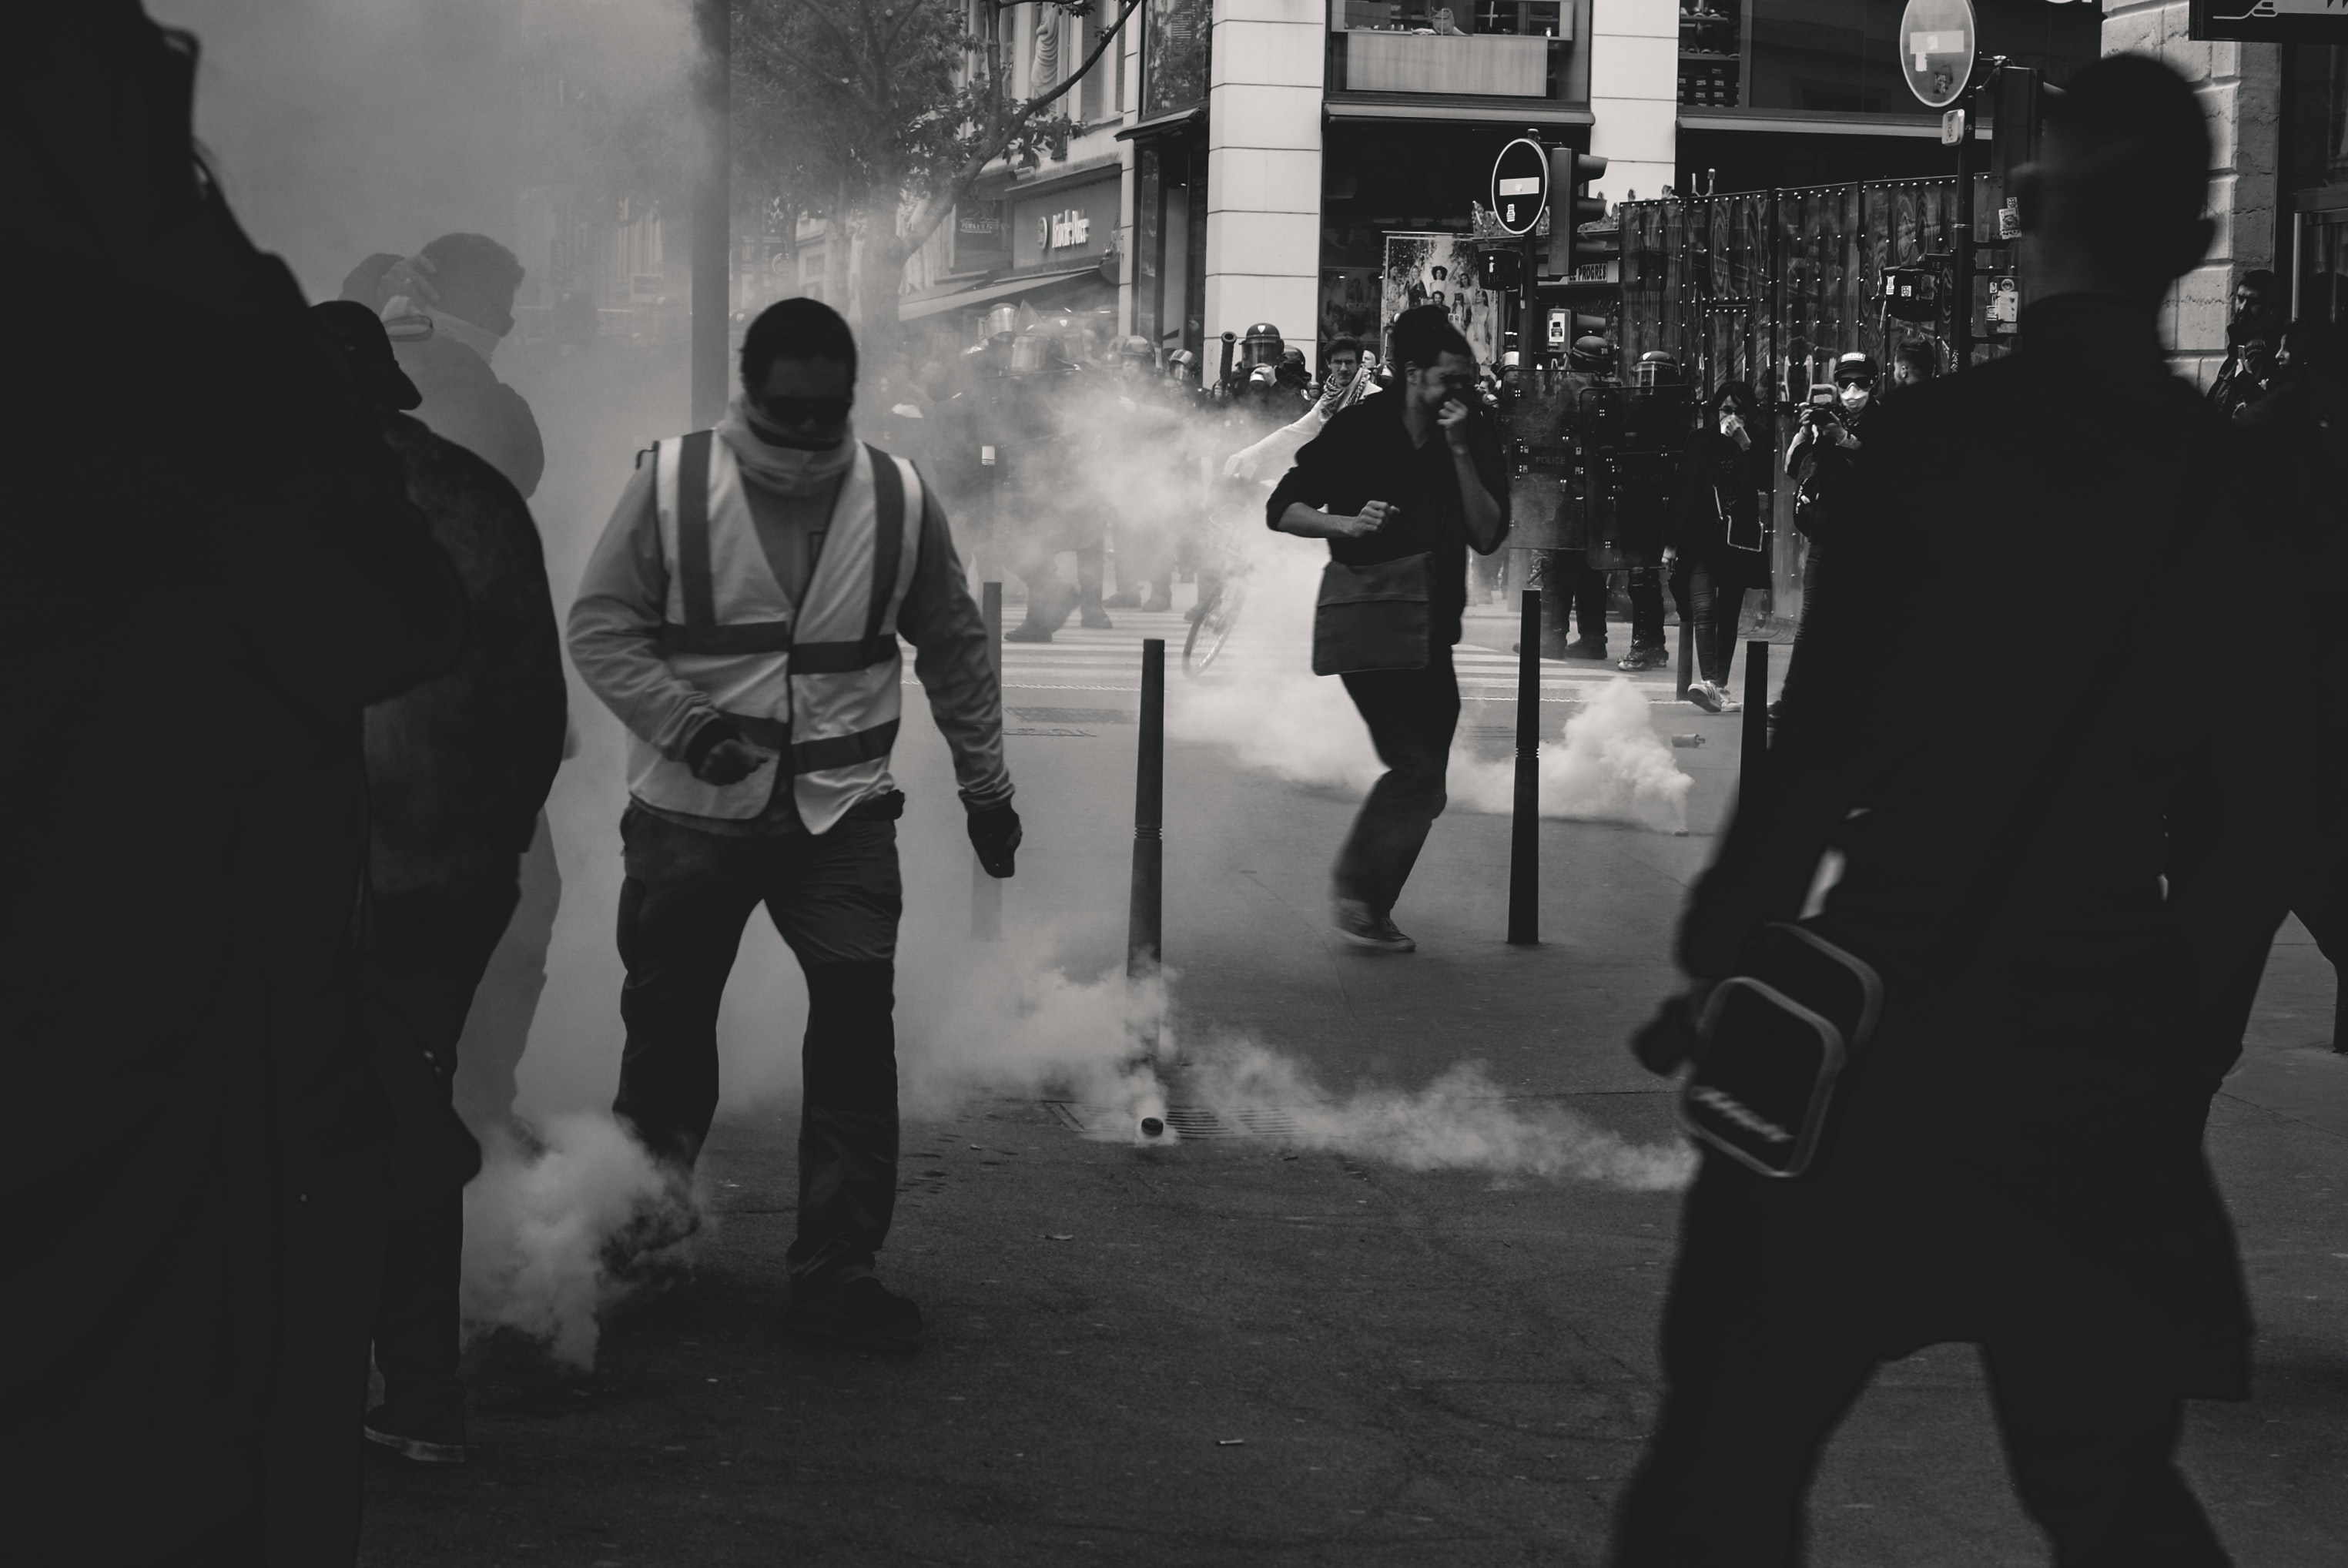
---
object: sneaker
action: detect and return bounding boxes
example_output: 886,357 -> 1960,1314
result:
782,1275 -> 923,1353
1080,609 -> 1115,630
1003,622 -> 1054,644
1617,643 -> 1669,672
1715,689 -> 1744,714
1141,589 -> 1174,613
1333,897 -> 1416,953
1559,638 -> 1609,662
1103,591 -> 1141,609
1686,681 -> 1722,713
365,1402 -> 466,1466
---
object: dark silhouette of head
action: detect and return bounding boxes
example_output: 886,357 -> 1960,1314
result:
2017,53 -> 2213,304
417,232 -> 525,336
740,297 -> 859,447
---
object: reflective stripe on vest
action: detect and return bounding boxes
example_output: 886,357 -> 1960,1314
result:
625,437 -> 920,829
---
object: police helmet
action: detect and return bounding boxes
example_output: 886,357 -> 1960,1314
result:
1633,350 -> 1685,388
1167,347 -> 1199,383
983,302 -> 1020,343
1831,350 -> 1878,386
1237,322 -> 1286,370
1568,334 -> 1615,374
1007,330 -> 1074,377
1114,334 -> 1157,368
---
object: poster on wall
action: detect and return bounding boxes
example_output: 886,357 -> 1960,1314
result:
1381,233 -> 1502,367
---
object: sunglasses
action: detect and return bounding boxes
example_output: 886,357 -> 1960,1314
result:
754,393 -> 853,426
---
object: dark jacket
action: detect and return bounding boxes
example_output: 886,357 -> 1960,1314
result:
367,415 -> 568,896
1670,422 -> 1764,561
2,253 -> 465,1560
396,331 -> 546,499
1679,297 -> 2257,1399
1265,393 -> 1510,645
1787,404 -> 1865,547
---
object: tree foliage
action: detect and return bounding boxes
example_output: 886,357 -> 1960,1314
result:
735,0 -> 1141,347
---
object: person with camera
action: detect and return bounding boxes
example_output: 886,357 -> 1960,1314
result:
1266,305 -> 1509,953
1613,56 -> 2256,1563
568,299 -> 1020,1352
1775,350 -> 1875,713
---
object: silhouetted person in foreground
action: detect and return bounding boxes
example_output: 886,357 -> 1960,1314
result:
1615,55 -> 2253,1563
313,301 -> 568,1468
0,9 -> 465,1564
569,298 -> 1018,1352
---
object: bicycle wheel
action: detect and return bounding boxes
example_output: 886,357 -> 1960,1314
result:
1182,579 -> 1246,675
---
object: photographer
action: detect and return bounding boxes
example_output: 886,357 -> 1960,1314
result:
1780,351 -> 1876,709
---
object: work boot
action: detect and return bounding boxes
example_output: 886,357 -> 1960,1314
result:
1559,638 -> 1609,662
1080,608 -> 1116,630
782,1275 -> 923,1353
1003,620 -> 1054,644
1104,590 -> 1141,609
1142,586 -> 1174,613
1616,643 -> 1669,672
1333,898 -> 1416,953
365,1395 -> 466,1466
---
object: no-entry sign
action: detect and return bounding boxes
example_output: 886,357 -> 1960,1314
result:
1490,138 -> 1549,238
1898,0 -> 1977,110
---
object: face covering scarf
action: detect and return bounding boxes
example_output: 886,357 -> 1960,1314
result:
716,390 -> 859,497
379,298 -> 506,365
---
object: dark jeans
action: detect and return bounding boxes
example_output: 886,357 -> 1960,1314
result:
1626,565 -> 1667,651
611,802 -> 904,1288
454,812 -> 560,1137
1783,538 -> 1828,707
1611,1161 -> 2229,1566
1532,550 -> 1610,648
1670,554 -> 1749,688
360,879 -> 522,1423
1335,647 -> 1459,913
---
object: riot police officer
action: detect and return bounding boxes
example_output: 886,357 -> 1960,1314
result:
1534,334 -> 1623,660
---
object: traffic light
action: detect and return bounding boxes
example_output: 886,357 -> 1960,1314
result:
1545,149 -> 1608,275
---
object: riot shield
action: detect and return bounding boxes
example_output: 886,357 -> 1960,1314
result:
1573,383 -> 1690,571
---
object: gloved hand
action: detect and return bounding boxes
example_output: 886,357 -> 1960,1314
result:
967,800 -> 1022,879
687,722 -> 775,786
1630,986 -> 1710,1077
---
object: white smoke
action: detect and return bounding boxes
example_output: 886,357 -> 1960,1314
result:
460,1114 -> 682,1369
1186,1041 -> 1695,1191
1169,533 -> 1693,831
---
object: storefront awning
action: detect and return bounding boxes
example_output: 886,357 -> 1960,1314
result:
1116,106 -> 1206,143
1679,108 -> 1987,138
1324,96 -> 1593,127
897,265 -> 1106,322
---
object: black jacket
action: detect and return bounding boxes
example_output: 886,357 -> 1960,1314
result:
1265,394 -> 1510,645
1680,297 -> 2259,1398
1670,422 -> 1764,560
366,414 -> 568,896
395,333 -> 546,499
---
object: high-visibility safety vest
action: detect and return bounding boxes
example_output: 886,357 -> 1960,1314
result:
627,431 -> 920,833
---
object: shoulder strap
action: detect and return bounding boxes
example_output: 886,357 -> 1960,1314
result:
674,430 -> 716,629
863,444 -> 907,643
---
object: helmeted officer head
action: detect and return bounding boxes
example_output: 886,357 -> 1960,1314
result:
1569,334 -> 1615,376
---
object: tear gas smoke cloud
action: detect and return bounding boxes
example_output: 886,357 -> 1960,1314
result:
461,1115 -> 675,1369
1170,535 -> 1694,833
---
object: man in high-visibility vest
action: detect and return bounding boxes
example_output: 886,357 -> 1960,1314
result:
570,298 -> 1020,1352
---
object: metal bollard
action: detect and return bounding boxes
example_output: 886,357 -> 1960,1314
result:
1509,591 -> 1540,946
1739,639 -> 1770,799
973,581 -> 1003,941
1128,638 -> 1165,979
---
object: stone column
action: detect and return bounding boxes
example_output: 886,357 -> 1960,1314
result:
1205,0 -> 1325,367
1588,0 -> 1680,208
2102,2 -> 2283,386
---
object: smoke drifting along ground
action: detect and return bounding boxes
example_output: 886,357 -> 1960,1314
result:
1170,535 -> 1695,833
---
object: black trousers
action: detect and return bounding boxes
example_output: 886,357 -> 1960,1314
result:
1670,554 -> 1749,688
1335,647 -> 1459,913
361,878 -> 521,1423
611,802 -> 903,1288
1532,550 -> 1610,648
1626,565 -> 1668,650
1611,1161 -> 2229,1567
453,813 -> 561,1137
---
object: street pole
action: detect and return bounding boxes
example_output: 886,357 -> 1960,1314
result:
973,581 -> 1003,942
1740,640 -> 1770,798
1953,75 -> 1977,377
1128,639 -> 1166,983
691,0 -> 732,430
1508,591 -> 1541,946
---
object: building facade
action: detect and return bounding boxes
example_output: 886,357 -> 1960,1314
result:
895,1 -> 2336,383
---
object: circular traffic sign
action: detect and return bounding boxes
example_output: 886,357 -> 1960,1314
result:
1491,137 -> 1549,238
1897,0 -> 1977,110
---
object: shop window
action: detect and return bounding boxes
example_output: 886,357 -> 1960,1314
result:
1740,0 -> 2095,118
1473,2 -> 1563,39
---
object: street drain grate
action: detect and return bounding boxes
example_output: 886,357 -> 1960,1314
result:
1010,706 -> 1135,725
1045,1102 -> 1312,1141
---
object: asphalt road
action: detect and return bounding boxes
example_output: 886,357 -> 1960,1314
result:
362,601 -> 2348,1567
